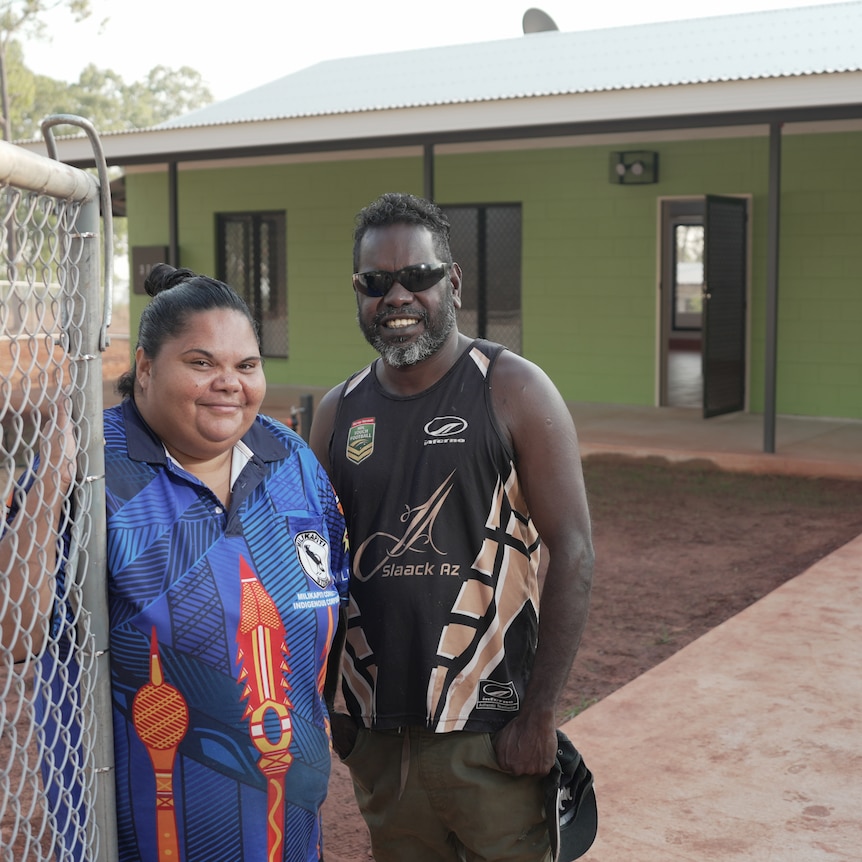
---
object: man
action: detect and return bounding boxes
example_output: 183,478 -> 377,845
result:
311,192 -> 594,862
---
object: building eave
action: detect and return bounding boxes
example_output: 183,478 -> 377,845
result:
18,72 -> 862,169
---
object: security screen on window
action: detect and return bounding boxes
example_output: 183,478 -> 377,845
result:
217,212 -> 288,358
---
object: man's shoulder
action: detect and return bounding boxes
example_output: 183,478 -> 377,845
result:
487,348 -> 569,435
328,364 -> 376,403
309,367 -> 374,466
486,344 -> 546,386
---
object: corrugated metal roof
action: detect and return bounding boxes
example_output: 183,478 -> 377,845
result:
162,2 -> 862,129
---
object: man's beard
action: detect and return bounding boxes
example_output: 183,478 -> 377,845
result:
359,294 -> 457,368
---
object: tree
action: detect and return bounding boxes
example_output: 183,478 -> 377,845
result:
77,63 -> 214,130
3,39 -> 36,131
0,0 -> 92,140
127,66 -> 215,128
6,51 -> 214,138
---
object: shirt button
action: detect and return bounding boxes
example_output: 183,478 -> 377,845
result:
214,506 -> 224,515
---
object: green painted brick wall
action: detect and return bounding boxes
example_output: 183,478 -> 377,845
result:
125,128 -> 862,419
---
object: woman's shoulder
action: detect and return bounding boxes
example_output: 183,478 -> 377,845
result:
256,412 -> 299,435
102,402 -> 128,446
253,413 -> 307,453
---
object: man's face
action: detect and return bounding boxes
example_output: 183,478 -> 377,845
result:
354,224 -> 461,368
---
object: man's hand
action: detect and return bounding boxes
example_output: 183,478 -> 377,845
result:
492,710 -> 557,776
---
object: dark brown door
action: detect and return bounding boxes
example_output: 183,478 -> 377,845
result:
703,196 -> 747,417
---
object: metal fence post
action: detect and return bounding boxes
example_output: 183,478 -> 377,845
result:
70,197 -> 116,862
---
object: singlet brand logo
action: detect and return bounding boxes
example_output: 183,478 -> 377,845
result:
477,679 -> 519,712
347,417 -> 375,464
294,531 -> 331,588
423,416 -> 468,446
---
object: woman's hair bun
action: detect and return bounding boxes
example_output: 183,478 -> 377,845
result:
143,264 -> 198,297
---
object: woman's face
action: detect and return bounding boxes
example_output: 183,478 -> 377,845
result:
135,308 -> 266,465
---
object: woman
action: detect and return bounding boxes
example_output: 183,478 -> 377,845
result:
7,264 -> 349,862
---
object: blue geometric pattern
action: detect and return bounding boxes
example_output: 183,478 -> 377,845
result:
46,401 -> 349,862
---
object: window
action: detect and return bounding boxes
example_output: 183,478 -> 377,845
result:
445,204 -> 522,354
672,222 -> 704,332
217,212 -> 287,358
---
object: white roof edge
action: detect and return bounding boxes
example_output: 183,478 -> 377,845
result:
18,72 -> 862,165
158,69 -> 857,131
157,2 -> 862,130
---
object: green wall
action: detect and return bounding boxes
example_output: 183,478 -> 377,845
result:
125,128 -> 862,419
776,132 -> 862,417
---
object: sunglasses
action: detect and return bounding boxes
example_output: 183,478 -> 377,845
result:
352,263 -> 450,298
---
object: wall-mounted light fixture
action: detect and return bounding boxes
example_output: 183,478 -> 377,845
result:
609,151 -> 659,185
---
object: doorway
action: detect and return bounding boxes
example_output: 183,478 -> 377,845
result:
659,196 -> 749,416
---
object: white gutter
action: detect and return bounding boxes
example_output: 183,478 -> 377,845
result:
17,72 -> 862,166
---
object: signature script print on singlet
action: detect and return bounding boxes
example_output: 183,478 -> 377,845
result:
351,471 -> 457,581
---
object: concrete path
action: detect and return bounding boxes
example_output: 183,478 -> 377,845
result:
561,533 -> 862,861
570,402 -> 862,480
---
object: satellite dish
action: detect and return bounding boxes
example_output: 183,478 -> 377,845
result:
523,7 -> 559,33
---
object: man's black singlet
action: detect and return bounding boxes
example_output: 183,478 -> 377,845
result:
329,340 -> 541,733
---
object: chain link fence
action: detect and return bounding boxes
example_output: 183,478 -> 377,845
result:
1,126 -> 113,861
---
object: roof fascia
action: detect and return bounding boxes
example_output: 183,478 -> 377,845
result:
19,72 -> 862,169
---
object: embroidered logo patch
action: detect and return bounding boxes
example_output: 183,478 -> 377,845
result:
294,531 -> 331,588
476,679 -> 520,712
347,417 -> 375,464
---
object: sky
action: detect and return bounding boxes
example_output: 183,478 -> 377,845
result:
21,0 -> 852,102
